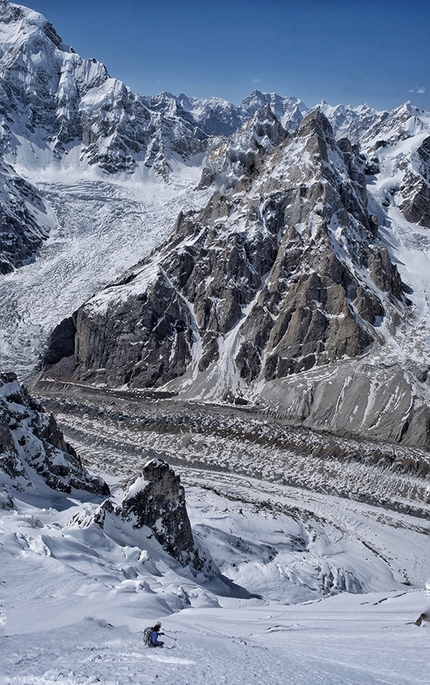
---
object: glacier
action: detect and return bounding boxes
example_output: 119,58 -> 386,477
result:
1,3 -> 430,684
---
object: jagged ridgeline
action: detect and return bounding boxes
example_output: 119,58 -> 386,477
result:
0,371 -> 109,499
45,107 -> 401,383
2,1 -> 430,449
0,1 -> 307,273
0,0 -> 205,272
42,106 -> 430,447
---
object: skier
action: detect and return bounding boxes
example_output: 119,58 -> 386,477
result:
150,622 -> 164,647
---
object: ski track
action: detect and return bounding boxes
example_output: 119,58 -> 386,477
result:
2,586 -> 429,685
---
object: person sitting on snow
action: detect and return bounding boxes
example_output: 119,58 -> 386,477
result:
151,622 -> 164,647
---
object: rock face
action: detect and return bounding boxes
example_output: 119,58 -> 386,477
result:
41,102 -> 430,450
260,358 -> 430,448
399,135 -> 430,227
120,459 -> 196,565
0,159 -> 53,273
72,458 -> 211,569
44,108 -> 406,393
0,371 -> 109,497
360,103 -> 430,228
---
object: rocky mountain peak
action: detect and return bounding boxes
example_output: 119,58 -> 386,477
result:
120,458 -> 196,564
318,101 -> 389,144
359,102 -> 430,228
242,102 -> 287,144
2,3 -> 429,454
240,90 -> 307,132
0,3 -> 208,179
198,103 -> 287,192
43,100 -> 407,401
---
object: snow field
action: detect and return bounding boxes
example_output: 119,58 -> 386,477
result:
2,465 -> 429,685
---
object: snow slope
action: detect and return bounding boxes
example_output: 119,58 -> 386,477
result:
365,105 -> 430,370
2,463 -> 429,685
2,377 -> 428,685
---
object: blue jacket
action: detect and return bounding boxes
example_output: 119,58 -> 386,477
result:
151,630 -> 161,645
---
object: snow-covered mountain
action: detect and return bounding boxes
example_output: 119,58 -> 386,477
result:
0,1 -> 392,278
1,4 -> 430,682
176,89 -> 308,136
319,101 -> 389,143
0,0 -> 428,450
0,1 -> 208,180
42,103 -> 430,450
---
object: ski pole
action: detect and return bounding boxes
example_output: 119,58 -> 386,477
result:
162,633 -> 177,641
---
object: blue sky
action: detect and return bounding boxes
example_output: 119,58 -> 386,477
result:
29,0 -> 430,110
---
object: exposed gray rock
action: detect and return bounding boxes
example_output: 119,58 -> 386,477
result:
198,103 -> 288,191
260,359 -> 429,446
71,458 -> 213,570
120,459 -> 196,565
0,160 -> 52,273
42,316 -> 77,367
240,90 -> 307,133
44,108 -> 406,396
69,267 -> 195,388
0,371 -> 109,496
399,136 -> 430,227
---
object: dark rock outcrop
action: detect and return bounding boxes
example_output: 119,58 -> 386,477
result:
120,458 -> 196,564
0,160 -> 52,274
399,136 -> 430,228
0,371 -> 109,496
71,458 -> 212,569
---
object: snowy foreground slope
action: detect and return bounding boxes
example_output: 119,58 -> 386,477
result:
2,463 -> 430,685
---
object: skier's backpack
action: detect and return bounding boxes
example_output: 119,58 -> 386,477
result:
143,627 -> 153,647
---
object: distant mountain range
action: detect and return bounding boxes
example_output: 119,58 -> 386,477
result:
1,0 -> 430,451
